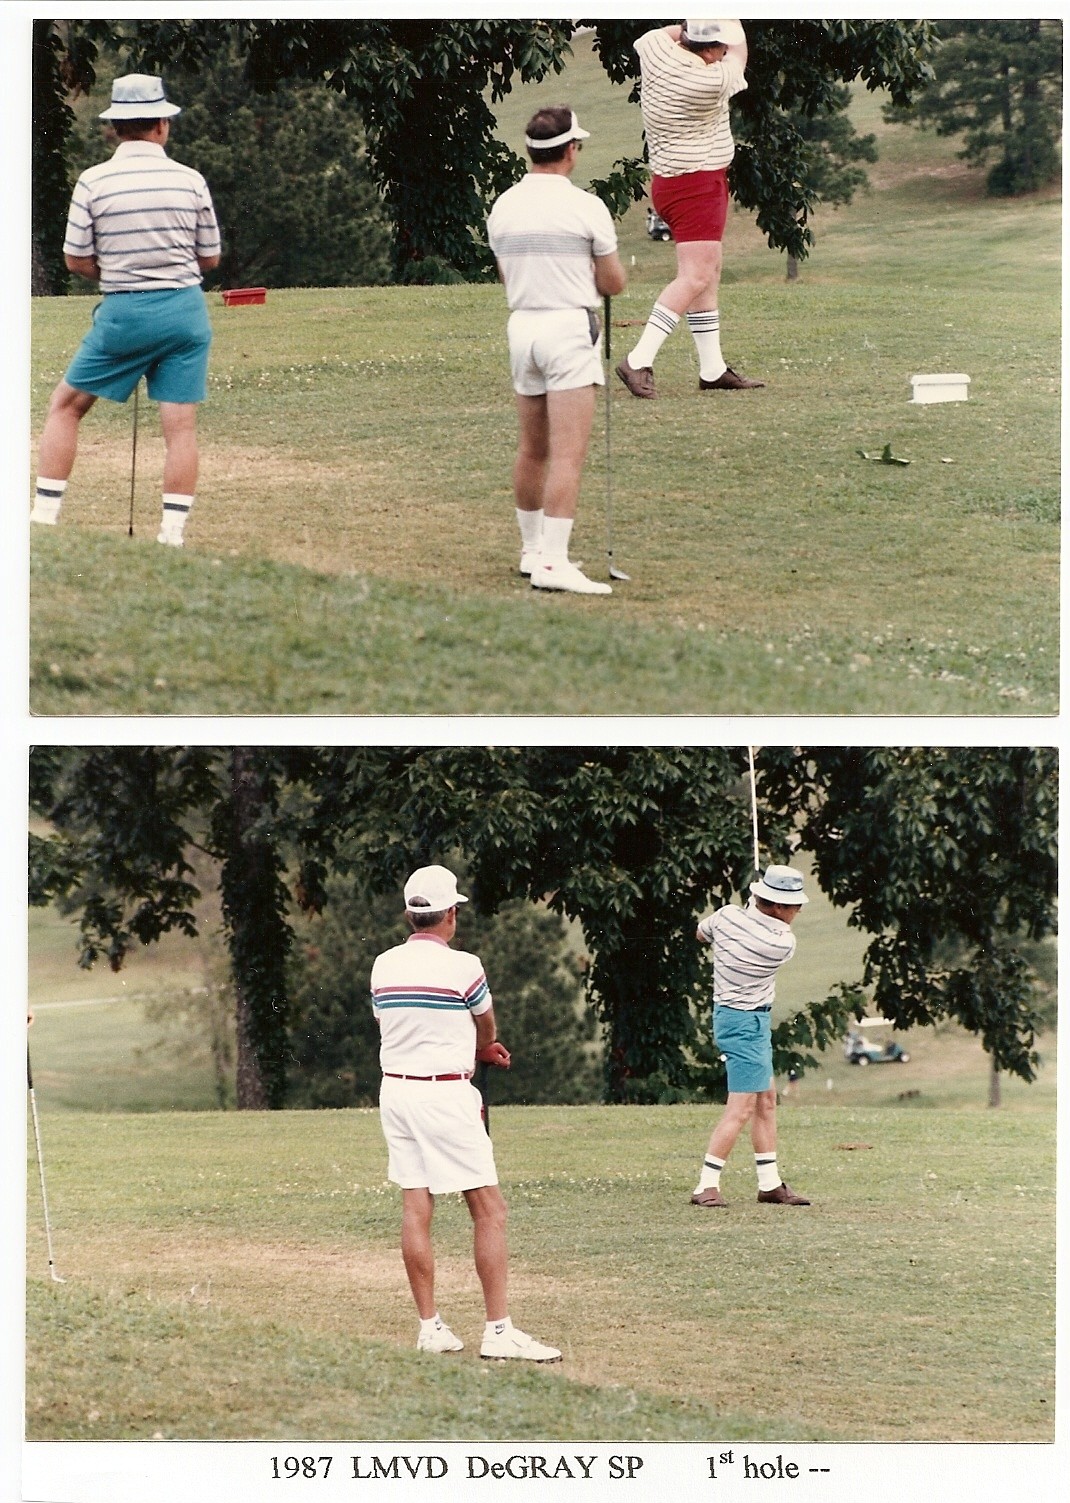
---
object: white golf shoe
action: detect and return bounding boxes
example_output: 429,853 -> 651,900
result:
416,1322 -> 464,1354
519,548 -> 540,577
29,504 -> 60,526
480,1325 -> 562,1363
531,558 -> 611,596
156,530 -> 184,547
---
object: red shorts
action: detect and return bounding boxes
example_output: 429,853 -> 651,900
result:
651,169 -> 729,243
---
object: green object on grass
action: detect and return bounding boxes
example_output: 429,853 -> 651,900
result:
857,444 -> 911,465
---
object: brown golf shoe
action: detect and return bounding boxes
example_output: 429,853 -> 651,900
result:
699,366 -> 766,390
690,1187 -> 728,1208
616,359 -> 656,399
757,1182 -> 810,1205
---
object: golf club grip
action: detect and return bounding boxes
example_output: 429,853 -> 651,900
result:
27,1049 -> 33,1089
603,295 -> 611,361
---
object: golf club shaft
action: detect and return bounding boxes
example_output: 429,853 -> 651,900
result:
128,381 -> 139,537
477,1059 -> 491,1137
28,1051 -> 62,1281
747,745 -> 761,875
604,295 -> 613,566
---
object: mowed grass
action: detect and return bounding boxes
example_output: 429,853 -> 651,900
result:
28,38 -> 1059,715
25,1103 -> 1055,1443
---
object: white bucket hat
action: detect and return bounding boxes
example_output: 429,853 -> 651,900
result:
404,865 -> 469,914
750,864 -> 809,906
100,74 -> 182,121
683,19 -> 746,49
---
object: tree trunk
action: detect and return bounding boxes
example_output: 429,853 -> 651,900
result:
786,253 -> 799,281
988,1060 -> 1002,1108
235,986 -> 269,1109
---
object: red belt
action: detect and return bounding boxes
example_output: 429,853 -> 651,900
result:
383,1071 -> 472,1082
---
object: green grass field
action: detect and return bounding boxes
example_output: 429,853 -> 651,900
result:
28,37 -> 1059,714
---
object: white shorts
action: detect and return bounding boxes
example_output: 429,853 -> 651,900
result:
379,1075 -> 498,1195
507,308 -> 605,396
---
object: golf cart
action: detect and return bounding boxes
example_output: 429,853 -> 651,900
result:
843,1019 -> 911,1066
647,209 -> 673,241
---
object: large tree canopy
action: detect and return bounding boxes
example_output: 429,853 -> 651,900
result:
30,746 -> 1055,1108
33,18 -> 936,289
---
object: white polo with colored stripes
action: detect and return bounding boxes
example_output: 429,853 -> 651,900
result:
371,933 -> 497,1193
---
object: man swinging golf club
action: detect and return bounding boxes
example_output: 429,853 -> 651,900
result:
617,19 -> 765,400
370,865 -> 561,1362
691,864 -> 811,1208
487,106 -> 627,594
31,74 -> 221,546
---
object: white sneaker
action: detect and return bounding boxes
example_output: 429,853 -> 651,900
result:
480,1325 -> 562,1363
29,505 -> 60,526
519,548 -> 540,577
156,530 -> 184,548
416,1323 -> 464,1354
531,559 -> 611,596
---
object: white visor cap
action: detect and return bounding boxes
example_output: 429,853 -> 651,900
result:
525,111 -> 591,151
683,19 -> 746,49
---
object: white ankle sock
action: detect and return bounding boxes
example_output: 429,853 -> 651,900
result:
485,1316 -> 512,1338
541,516 -> 573,562
31,477 -> 67,525
755,1154 -> 781,1192
687,309 -> 727,382
628,302 -> 680,370
420,1314 -> 444,1335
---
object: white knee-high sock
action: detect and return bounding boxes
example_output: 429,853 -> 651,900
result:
687,309 -> 727,382
755,1153 -> 781,1192
627,302 -> 680,370
517,507 -> 544,552
158,493 -> 193,545
542,516 -> 573,562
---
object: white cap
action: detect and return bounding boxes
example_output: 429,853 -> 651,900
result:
683,19 -> 746,49
524,110 -> 591,151
750,864 -> 809,906
404,865 -> 469,914
100,74 -> 182,120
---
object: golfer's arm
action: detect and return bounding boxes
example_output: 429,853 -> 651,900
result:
727,21 -> 748,69
198,254 -> 221,273
474,1006 -> 498,1051
594,251 -> 626,297
65,254 -> 99,282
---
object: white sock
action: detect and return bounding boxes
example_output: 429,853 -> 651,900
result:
159,492 -> 194,543
541,516 -> 573,563
687,309 -> 727,382
627,302 -> 680,370
485,1316 -> 513,1338
31,477 -> 67,525
755,1153 -> 781,1192
517,507 -> 543,552
419,1314 -> 445,1335
695,1156 -> 725,1193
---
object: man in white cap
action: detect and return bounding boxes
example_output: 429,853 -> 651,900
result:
617,19 -> 765,400
32,74 -> 221,546
487,105 -> 627,595
690,863 -> 811,1207
370,864 -> 562,1361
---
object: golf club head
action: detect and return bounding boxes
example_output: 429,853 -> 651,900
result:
609,563 -> 631,582
50,1269 -> 67,1284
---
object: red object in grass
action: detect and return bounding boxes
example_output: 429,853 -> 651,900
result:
221,287 -> 267,306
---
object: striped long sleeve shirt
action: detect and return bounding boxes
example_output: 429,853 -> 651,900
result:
63,141 -> 221,293
634,28 -> 747,177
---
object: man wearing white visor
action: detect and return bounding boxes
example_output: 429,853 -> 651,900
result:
690,864 -> 811,1207
487,107 -> 627,594
370,865 -> 561,1361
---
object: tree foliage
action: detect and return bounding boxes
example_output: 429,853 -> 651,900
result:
34,18 -> 937,289
885,21 -> 1062,197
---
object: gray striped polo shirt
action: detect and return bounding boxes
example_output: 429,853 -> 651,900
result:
698,899 -> 796,1010
487,172 -> 618,311
635,28 -> 747,177
63,141 -> 221,293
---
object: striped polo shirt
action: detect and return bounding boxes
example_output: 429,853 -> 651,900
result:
63,141 -> 221,293
487,173 -> 618,311
697,899 -> 796,1011
371,933 -> 492,1077
634,28 -> 747,177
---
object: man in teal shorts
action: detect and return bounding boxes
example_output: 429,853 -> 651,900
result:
690,864 -> 811,1208
32,74 -> 221,546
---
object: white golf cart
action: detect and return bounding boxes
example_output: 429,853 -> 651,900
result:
843,1018 -> 911,1066
646,209 -> 673,241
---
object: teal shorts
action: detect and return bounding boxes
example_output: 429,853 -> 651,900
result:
713,1004 -> 773,1094
65,286 -> 212,404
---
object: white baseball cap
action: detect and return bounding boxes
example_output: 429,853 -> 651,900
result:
683,19 -> 746,49
750,864 -> 809,906
100,74 -> 182,121
404,865 -> 469,913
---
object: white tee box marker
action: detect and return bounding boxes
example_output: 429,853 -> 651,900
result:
910,372 -> 970,403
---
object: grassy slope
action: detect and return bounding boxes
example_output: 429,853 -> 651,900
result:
28,40 -> 1059,715
25,1104 -> 1055,1443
